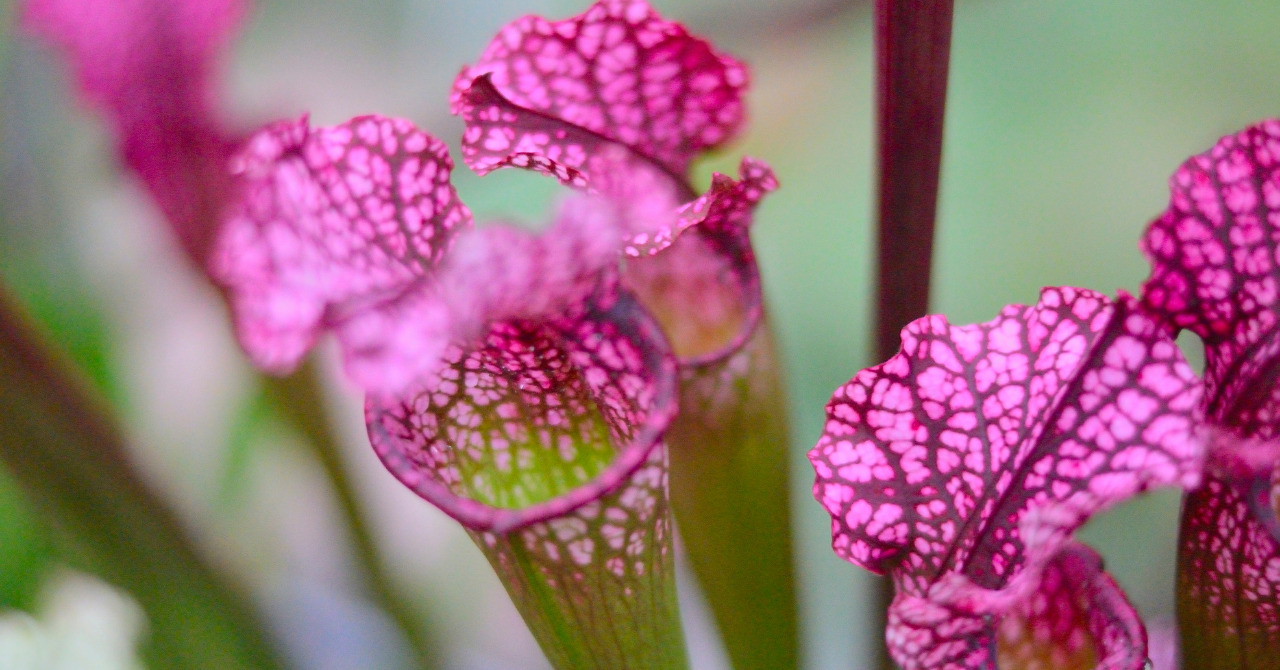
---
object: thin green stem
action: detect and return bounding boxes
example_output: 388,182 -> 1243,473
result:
0,282 -> 286,670
262,361 -> 440,670
872,1 -> 955,668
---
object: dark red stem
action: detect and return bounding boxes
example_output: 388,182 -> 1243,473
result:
873,0 -> 953,362
871,1 -> 954,668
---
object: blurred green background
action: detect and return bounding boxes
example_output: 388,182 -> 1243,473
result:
2,0 -> 1279,667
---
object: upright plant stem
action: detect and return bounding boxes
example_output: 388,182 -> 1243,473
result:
667,322 -> 797,670
0,283 -> 286,670
872,1 -> 954,667
263,362 -> 440,670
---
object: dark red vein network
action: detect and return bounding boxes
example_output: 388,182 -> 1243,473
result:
810,287 -> 1203,669
451,0 -> 776,371
1140,119 -> 1280,669
1178,476 -> 1280,667
469,439 -> 683,668
1141,120 -> 1280,341
359,273 -> 690,666
994,543 -> 1147,670
889,543 -> 1147,670
456,54 -> 778,366
212,115 -> 472,379
1140,122 -> 1280,508
365,286 -> 678,534
456,76 -> 779,367
450,0 -> 746,183
1142,121 -> 1280,444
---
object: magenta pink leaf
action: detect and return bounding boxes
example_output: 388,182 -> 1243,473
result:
1140,119 -> 1280,341
452,0 -> 776,370
24,0 -> 244,264
457,75 -> 778,366
450,0 -> 747,186
453,74 -> 599,188
810,287 -> 1203,668
1140,121 -> 1280,522
211,114 -> 471,377
623,157 -> 777,258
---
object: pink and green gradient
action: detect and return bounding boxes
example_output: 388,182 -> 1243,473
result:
367,287 -> 688,668
451,1 -> 797,666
